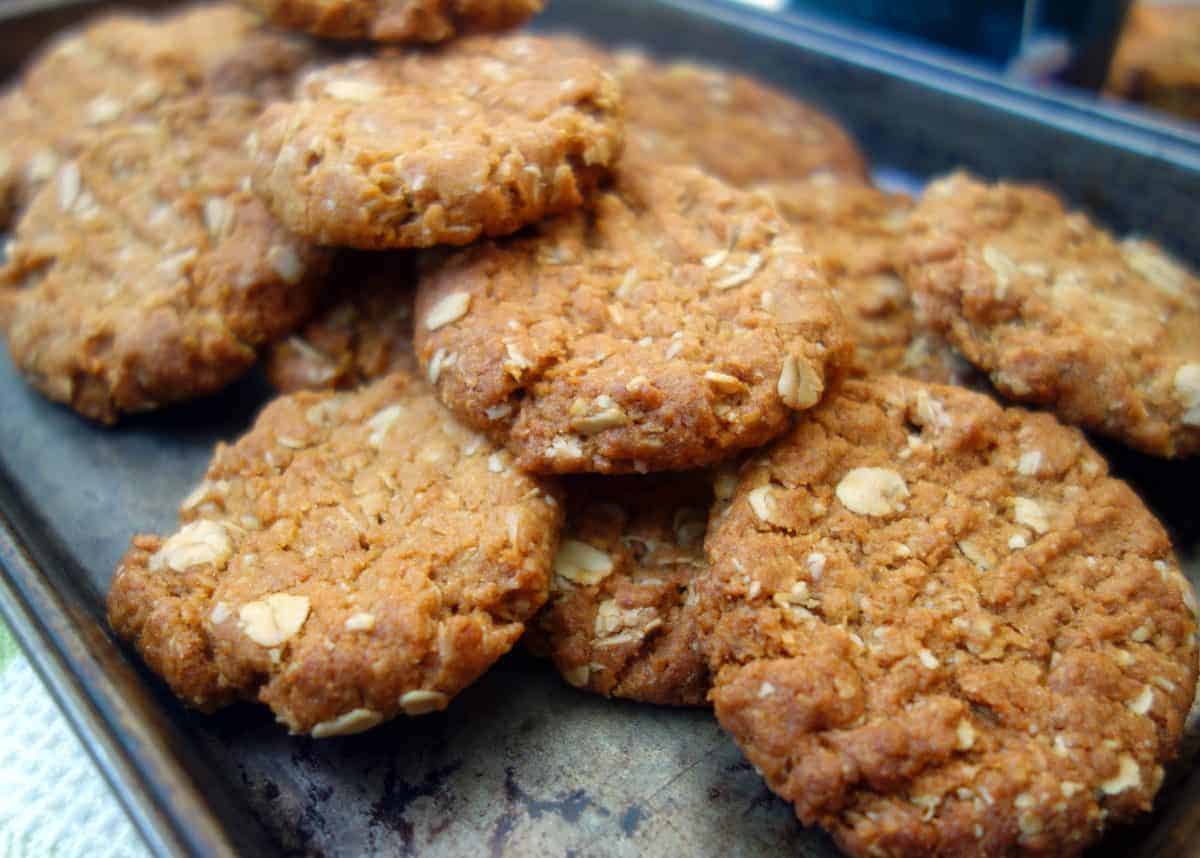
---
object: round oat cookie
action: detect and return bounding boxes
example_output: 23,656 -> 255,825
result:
0,96 -> 328,423
266,252 -> 417,393
251,35 -> 623,249
527,472 -> 716,706
758,178 -> 977,386
698,375 -> 1199,858
413,163 -> 852,474
904,172 -> 1200,458
0,3 -> 314,228
107,370 -> 562,736
613,50 -> 868,186
241,0 -> 541,42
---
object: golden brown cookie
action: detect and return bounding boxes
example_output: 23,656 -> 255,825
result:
698,376 -> 1198,858
241,0 -> 542,42
0,3 -> 313,228
904,172 -> 1200,458
107,370 -> 562,736
1107,4 -> 1200,121
758,178 -> 977,385
414,163 -> 852,474
251,35 -> 623,249
266,252 -> 417,393
0,96 -> 328,423
527,472 -> 715,706
613,50 -> 868,186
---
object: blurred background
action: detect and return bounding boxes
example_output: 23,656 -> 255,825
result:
739,0 -> 1200,123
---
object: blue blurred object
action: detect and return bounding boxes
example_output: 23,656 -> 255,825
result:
786,0 -> 1132,87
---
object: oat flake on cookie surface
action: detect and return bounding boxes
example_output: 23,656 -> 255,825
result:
0,2 -> 313,228
414,162 -> 851,474
905,172 -> 1200,458
527,471 -> 716,706
0,96 -> 328,423
251,34 -> 623,249
698,375 -> 1198,858
107,370 -> 562,736
241,0 -> 542,42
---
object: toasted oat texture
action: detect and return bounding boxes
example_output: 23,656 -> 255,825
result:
527,472 -> 715,706
1107,4 -> 1200,121
0,3 -> 313,228
698,376 -> 1199,858
107,370 -> 562,735
0,96 -> 327,423
251,35 -> 623,249
267,252 -> 416,393
242,0 -> 541,42
414,163 -> 851,474
613,50 -> 868,186
904,172 -> 1200,458
759,178 -> 977,386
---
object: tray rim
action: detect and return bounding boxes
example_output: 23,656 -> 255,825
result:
0,0 -> 1198,856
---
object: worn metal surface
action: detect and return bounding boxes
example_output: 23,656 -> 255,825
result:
0,0 -> 1199,855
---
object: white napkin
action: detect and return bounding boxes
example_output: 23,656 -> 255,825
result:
0,624 -> 147,858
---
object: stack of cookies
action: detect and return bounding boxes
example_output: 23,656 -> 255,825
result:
1,2 -> 1198,856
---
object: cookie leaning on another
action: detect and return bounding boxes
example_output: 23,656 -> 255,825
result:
108,370 -> 562,736
698,375 -> 1199,858
759,178 -> 977,386
0,96 -> 328,423
905,172 -> 1200,458
251,35 -> 624,249
415,161 -> 852,474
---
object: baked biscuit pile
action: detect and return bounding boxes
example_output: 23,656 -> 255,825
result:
0,2 -> 1195,856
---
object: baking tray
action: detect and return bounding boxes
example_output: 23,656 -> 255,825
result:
1,0 -> 1199,855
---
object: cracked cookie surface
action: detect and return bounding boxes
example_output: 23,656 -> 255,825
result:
904,173 -> 1200,458
107,370 -> 562,735
698,376 -> 1198,858
613,50 -> 868,186
242,0 -> 542,42
527,472 -> 715,706
267,252 -> 417,393
760,178 -> 976,385
251,35 -> 623,249
414,162 -> 851,474
0,3 -> 313,228
0,95 -> 327,423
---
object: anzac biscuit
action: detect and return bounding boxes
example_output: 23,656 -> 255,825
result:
0,3 -> 313,227
613,51 -> 868,186
0,96 -> 327,423
527,472 -> 714,706
1107,4 -> 1200,122
266,252 -> 416,393
699,376 -> 1198,858
242,0 -> 542,42
251,35 -> 623,249
107,370 -> 562,736
905,172 -> 1200,458
414,163 -> 851,474
759,178 -> 976,385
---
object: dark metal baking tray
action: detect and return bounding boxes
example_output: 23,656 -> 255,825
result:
1,0 -> 1199,855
